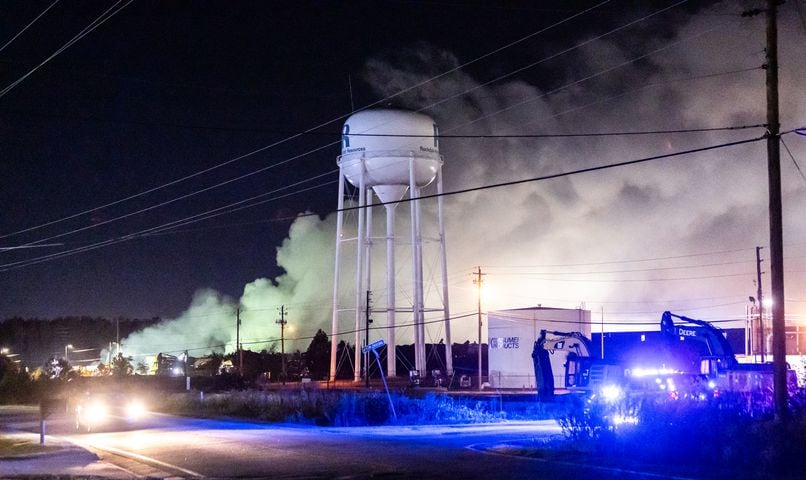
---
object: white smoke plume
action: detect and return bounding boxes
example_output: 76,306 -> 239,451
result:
122,2 -> 806,358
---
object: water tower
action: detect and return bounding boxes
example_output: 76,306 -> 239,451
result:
329,109 -> 452,382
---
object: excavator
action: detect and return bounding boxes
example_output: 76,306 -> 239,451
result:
531,329 -> 623,401
532,311 -> 780,401
657,311 -> 777,394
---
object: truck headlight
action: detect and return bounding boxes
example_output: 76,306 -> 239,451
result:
601,384 -> 623,403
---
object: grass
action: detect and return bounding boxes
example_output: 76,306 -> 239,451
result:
549,390 -> 806,480
155,389 -> 561,426
0,437 -> 61,458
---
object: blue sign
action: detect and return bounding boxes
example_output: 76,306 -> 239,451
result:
362,339 -> 386,353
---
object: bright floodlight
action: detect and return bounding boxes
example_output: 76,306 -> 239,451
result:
601,384 -> 623,403
630,367 -> 677,377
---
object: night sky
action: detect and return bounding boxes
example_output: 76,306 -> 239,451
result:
2,1 -> 805,352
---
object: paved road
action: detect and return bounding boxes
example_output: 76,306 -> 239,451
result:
1,406 -> 687,479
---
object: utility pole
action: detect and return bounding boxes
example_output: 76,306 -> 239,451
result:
765,0 -> 788,418
184,349 -> 190,391
236,308 -> 243,377
756,246 -> 765,362
473,267 -> 485,391
600,307 -> 605,360
277,305 -> 287,385
365,290 -> 373,388
116,318 -> 120,357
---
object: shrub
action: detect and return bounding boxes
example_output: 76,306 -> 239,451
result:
557,388 -> 806,479
155,389 -> 517,427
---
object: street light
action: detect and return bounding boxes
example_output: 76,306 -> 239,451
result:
65,344 -> 73,362
1,347 -> 8,355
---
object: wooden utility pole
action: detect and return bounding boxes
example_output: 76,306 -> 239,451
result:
277,305 -> 287,384
600,307 -> 605,360
765,0 -> 788,417
473,267 -> 485,391
236,308 -> 243,377
756,246 -> 765,361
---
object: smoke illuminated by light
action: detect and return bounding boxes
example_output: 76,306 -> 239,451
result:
120,1 -> 806,358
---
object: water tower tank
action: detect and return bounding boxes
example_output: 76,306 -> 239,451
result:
339,109 -> 441,203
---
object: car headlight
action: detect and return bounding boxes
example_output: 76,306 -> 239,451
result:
81,401 -> 109,425
125,400 -> 147,421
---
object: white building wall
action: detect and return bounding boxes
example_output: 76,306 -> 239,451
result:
487,307 -> 591,389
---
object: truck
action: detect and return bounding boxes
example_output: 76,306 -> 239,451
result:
531,311 -> 782,401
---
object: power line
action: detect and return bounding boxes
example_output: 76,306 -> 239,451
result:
781,137 -> 806,185
131,309 -> 759,358
483,249 -> 755,268
452,17 -> 726,132
4,120 -> 760,248
140,176 -> 338,238
356,136 -> 767,211
1,1 -> 716,254
335,124 -> 765,139
456,0 -> 691,99
0,0 -> 135,99
482,249 -> 806,274
502,272 -> 755,283
108,128 -> 774,250
4,156 -> 336,250
0,106 -> 764,139
128,311 -> 480,356
0,135 -> 765,272
3,3 -> 750,266
7,66 -> 763,246
0,1 -> 612,241
0,174 -> 336,272
0,0 -> 61,54
488,261 -> 753,276
10,0 -> 719,257
511,65 -> 763,133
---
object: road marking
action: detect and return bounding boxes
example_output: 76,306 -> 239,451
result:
74,442 -> 203,478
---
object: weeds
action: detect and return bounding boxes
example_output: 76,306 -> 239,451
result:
558,388 -> 806,479
157,389 -> 521,426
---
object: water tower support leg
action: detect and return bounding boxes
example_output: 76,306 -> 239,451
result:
437,167 -> 452,374
386,204 -> 397,378
409,157 -> 423,376
330,171 -> 346,382
353,166 -> 366,382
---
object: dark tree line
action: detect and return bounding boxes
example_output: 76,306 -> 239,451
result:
0,316 -> 162,367
0,315 -> 489,384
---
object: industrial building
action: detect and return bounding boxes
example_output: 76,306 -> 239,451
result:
487,307 -> 591,389
487,307 -> 806,390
